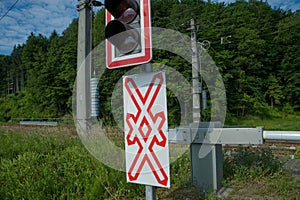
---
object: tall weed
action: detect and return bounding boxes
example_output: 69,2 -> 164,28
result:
0,128 -> 144,199
223,147 -> 282,183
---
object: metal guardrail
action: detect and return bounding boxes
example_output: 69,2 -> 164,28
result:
169,123 -> 300,144
263,131 -> 300,141
11,118 -> 74,126
19,121 -> 58,126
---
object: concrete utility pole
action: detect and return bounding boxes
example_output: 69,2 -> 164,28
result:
189,18 -> 223,192
190,18 -> 201,123
77,0 -> 92,130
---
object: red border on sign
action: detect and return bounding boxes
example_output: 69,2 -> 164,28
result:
123,72 -> 169,187
106,0 -> 152,69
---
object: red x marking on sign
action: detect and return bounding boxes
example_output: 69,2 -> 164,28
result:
124,72 -> 168,186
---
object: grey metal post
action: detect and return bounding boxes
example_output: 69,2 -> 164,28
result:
77,0 -> 92,130
146,185 -> 156,200
143,63 -> 156,200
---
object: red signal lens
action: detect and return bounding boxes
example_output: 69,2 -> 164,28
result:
105,0 -> 139,24
116,1 -> 138,23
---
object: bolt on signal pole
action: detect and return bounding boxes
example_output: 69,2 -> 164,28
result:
77,0 -> 92,131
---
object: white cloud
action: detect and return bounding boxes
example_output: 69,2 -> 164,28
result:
0,0 -> 78,55
268,0 -> 300,11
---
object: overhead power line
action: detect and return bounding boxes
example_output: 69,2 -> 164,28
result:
0,0 -> 20,22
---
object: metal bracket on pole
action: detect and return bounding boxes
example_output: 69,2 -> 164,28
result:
169,122 -> 264,192
169,124 -> 264,145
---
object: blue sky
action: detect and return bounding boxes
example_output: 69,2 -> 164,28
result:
0,0 -> 79,55
211,0 -> 300,11
0,0 -> 299,55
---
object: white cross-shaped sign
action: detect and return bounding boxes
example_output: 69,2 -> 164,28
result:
123,71 -> 170,188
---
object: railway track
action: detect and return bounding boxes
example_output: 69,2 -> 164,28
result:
223,140 -> 299,158
0,123 -> 71,128
1,123 -> 299,156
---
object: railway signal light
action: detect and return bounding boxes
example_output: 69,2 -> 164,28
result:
104,0 -> 152,69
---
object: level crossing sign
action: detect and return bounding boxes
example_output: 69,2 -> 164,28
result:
123,71 -> 170,188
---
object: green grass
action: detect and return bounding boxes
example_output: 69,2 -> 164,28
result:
227,112 -> 300,131
0,125 -> 300,199
223,147 -> 300,199
0,126 -> 198,199
0,126 -> 144,200
226,171 -> 300,199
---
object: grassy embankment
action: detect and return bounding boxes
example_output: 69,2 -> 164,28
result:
223,112 -> 300,199
0,126 -> 194,199
228,112 -> 300,131
0,113 -> 300,199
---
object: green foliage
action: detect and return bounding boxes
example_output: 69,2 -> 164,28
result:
0,1 -> 300,122
227,111 -> 300,130
265,75 -> 284,108
169,152 -> 190,186
223,147 -> 282,183
0,22 -> 77,120
224,147 -> 300,199
295,147 -> 300,159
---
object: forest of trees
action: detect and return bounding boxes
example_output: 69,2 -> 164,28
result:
0,0 -> 299,125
